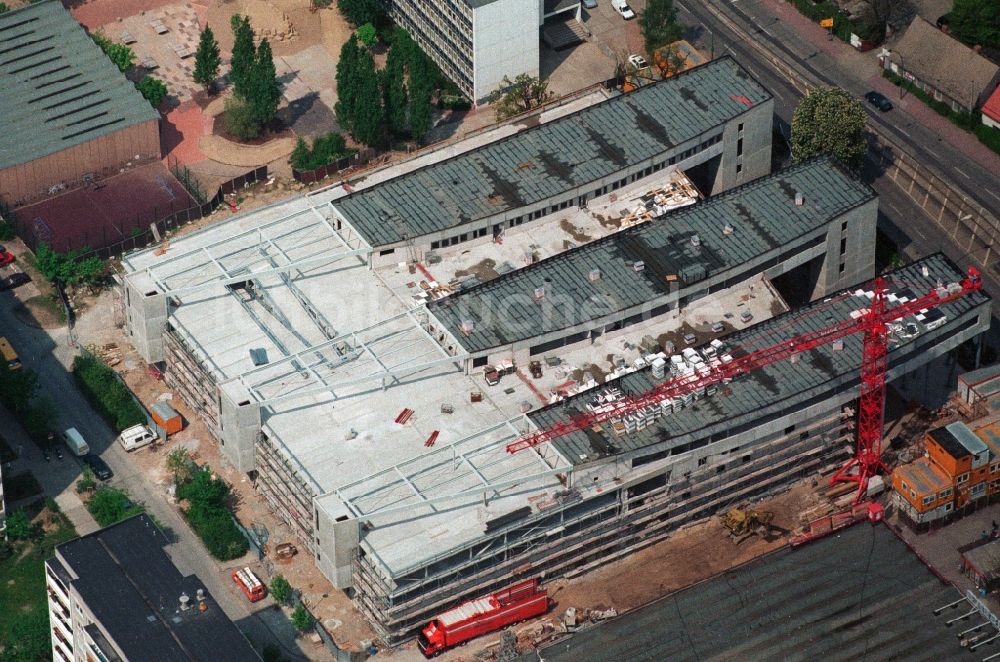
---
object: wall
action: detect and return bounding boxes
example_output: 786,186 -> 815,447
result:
0,119 -> 160,207
217,382 -> 261,474
808,197 -> 879,300
315,498 -> 361,589
472,0 -> 540,102
122,273 -> 168,364
712,98 -> 772,193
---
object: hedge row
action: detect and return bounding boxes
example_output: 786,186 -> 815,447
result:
975,123 -> 1000,154
183,503 -> 249,560
71,353 -> 146,432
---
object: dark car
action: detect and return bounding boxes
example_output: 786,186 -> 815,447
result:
865,91 -> 893,112
0,272 -> 30,290
82,454 -> 113,480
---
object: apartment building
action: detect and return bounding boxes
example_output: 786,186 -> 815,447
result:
45,514 -> 260,662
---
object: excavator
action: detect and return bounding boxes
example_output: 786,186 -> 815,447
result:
720,507 -> 774,542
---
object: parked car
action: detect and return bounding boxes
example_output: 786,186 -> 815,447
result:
628,54 -> 648,70
0,247 -> 14,268
582,0 -> 597,8
612,0 -> 635,19
82,454 -> 113,480
864,91 -> 893,112
0,272 -> 30,290
118,424 -> 156,452
740,309 -> 754,323
61,427 -> 90,456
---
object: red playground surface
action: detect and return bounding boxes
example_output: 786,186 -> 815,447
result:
17,163 -> 197,253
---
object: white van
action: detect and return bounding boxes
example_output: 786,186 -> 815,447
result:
118,424 -> 156,452
62,427 -> 90,456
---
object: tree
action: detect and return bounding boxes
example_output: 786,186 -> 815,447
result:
335,36 -> 362,131
382,47 -> 407,136
269,575 -> 292,605
791,87 -> 868,169
34,242 -> 105,286
5,510 -> 31,540
0,4 -> 10,13
357,22 -> 377,48
87,487 -> 144,527
290,138 -> 310,170
137,75 -> 168,108
223,96 -> 261,140
290,603 -> 314,632
350,49 -> 386,148
247,38 -> 280,126
177,468 -> 231,509
193,26 -> 222,92
166,448 -> 194,485
230,15 -> 255,98
640,0 -> 684,54
91,32 -> 136,72
950,0 -> 1000,50
0,361 -> 38,414
337,0 -> 384,27
486,73 -> 553,121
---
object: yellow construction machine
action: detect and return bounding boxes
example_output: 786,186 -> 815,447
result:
720,507 -> 774,542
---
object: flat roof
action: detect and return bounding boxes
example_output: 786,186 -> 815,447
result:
536,523 -> 967,661
53,514 -> 260,662
945,421 -> 989,456
929,426 -> 972,460
430,156 -> 875,353
331,56 -> 771,247
964,538 -> 1000,580
896,457 -> 951,496
0,0 -> 159,170
529,254 -> 990,464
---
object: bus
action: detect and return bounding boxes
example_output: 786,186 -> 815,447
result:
0,337 -> 20,371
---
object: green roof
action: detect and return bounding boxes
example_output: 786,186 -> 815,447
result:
332,56 -> 771,247
0,1 -> 159,171
429,157 -> 875,353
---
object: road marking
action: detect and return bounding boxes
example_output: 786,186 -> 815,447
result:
896,128 -> 911,138
988,189 -> 1000,204
924,147 -> 941,159
954,166 -> 971,180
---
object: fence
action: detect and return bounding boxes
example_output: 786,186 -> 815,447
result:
5,165 -> 268,260
291,149 -> 378,184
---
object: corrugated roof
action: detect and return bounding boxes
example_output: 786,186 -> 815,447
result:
526,253 -> 990,464
895,457 -> 951,496
430,156 -> 874,353
0,1 -> 159,170
963,538 -> 1000,580
332,56 -> 770,247
537,523 -> 968,662
894,18 -> 1000,109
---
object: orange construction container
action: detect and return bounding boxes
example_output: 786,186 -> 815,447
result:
150,401 -> 183,435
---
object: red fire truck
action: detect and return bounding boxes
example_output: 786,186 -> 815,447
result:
231,567 -> 266,602
417,579 -> 548,656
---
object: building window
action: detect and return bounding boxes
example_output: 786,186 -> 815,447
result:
945,503 -> 953,511
431,240 -> 440,249
840,237 -> 847,254
738,122 -> 744,134
736,163 -> 743,174
922,495 -> 934,505
737,137 -> 743,157
901,480 -> 908,492
378,248 -> 395,256
472,356 -> 488,368
939,488 -> 952,498
958,473 -> 970,484
991,463 -> 1000,473
698,457 -> 707,466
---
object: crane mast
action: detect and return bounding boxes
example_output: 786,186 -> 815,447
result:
508,267 -> 983,503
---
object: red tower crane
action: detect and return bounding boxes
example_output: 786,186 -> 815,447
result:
507,267 -> 984,503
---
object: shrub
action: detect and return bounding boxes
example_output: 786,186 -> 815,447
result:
357,22 -> 377,48
270,575 -> 292,605
975,123 -> 1000,155
177,469 -> 231,509
72,353 -> 147,432
76,465 -> 97,494
223,96 -> 262,140
166,448 -> 195,486
289,132 -> 354,171
183,501 -> 249,560
87,487 -> 144,527
290,603 -> 314,632
91,32 -> 136,72
137,75 -> 168,108
5,511 -> 31,540
34,242 -> 105,286
0,218 -> 14,240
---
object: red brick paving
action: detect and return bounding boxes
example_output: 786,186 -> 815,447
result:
161,101 -> 208,166
66,0 -> 180,30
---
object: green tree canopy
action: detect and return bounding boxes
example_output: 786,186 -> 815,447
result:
193,26 -> 222,92
334,35 -> 362,131
350,48 -> 387,148
247,38 -> 280,126
382,47 -> 408,136
640,0 -> 684,54
269,575 -> 292,605
177,469 -> 231,509
486,73 -> 553,121
791,87 -> 868,169
137,75 -> 168,108
290,603 -> 314,631
357,22 -> 377,48
230,15 -> 255,98
337,0 -> 384,27
91,32 -> 135,72
950,0 -> 1000,49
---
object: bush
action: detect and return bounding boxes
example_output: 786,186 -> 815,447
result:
223,96 -> 262,140
0,218 -> 14,240
87,487 -> 144,528
289,132 -> 355,171
976,123 -> 1000,155
5,511 -> 32,540
137,75 -> 168,108
183,501 -> 249,560
72,353 -> 147,432
270,575 -> 292,605
34,242 -> 105,286
290,603 -> 314,632
91,32 -> 135,72
177,469 -> 231,509
76,465 -> 97,494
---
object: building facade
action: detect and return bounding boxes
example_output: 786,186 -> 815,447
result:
387,0 -> 540,102
45,514 -> 260,662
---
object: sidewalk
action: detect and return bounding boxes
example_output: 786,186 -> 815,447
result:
738,0 -> 1000,174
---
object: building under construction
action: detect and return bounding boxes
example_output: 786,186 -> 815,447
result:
119,58 -> 991,645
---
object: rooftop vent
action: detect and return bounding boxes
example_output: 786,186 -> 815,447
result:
459,319 -> 475,335
589,268 -> 601,282
179,593 -> 190,611
832,340 -> 844,351
632,261 -> 645,272
794,192 -> 804,206
534,287 -> 546,301
691,234 -> 701,247
723,224 -> 734,235
921,265 -> 930,277
196,589 -> 205,602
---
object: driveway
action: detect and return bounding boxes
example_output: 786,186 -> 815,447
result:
0,275 -> 311,660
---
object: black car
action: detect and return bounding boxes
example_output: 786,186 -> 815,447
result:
865,91 -> 893,112
82,454 -> 113,480
0,272 -> 31,290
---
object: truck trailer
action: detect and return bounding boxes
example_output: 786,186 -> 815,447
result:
417,579 -> 548,656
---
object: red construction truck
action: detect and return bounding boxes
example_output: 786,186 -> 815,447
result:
231,567 -> 266,602
417,579 -> 548,657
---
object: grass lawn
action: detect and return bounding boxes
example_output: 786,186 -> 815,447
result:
0,500 -> 78,661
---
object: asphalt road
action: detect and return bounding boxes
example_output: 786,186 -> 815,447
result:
0,279 -> 309,660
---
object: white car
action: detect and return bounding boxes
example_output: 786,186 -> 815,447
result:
616,2 -> 635,19
118,424 -> 156,452
628,54 -> 648,69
